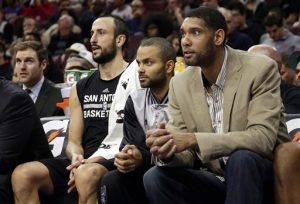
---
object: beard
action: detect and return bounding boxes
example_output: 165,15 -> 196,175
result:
93,41 -> 117,64
139,73 -> 167,89
185,38 -> 216,68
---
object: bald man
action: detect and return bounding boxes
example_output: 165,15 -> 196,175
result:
248,44 -> 300,114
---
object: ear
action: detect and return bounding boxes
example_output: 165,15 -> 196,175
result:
165,60 -> 175,75
116,34 -> 126,48
41,59 -> 47,71
214,29 -> 225,46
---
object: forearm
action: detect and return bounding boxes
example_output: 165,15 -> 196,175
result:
65,141 -> 84,160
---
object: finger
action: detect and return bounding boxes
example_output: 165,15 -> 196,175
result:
145,129 -> 169,139
114,158 -> 134,167
162,144 -> 177,160
115,152 -> 130,160
66,161 -> 81,170
67,177 -> 75,187
152,135 -> 172,147
150,145 -> 160,156
117,164 -> 136,173
67,184 -> 76,194
159,122 -> 166,129
157,139 -> 176,159
121,144 -> 131,152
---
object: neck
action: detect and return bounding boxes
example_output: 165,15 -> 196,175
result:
150,79 -> 170,103
201,47 -> 225,84
98,52 -> 128,80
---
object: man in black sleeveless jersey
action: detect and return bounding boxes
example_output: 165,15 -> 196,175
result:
12,15 -> 140,204
100,37 -> 176,204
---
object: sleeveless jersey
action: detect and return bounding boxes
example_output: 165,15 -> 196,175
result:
76,70 -> 121,158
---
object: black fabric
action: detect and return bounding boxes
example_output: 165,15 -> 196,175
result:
0,62 -> 13,80
76,70 -> 121,158
35,79 -> 64,118
121,96 -> 152,169
281,82 -> 300,114
0,79 -> 53,202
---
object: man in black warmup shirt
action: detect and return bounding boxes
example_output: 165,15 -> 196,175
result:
12,15 -> 140,204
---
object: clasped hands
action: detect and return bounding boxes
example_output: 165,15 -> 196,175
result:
145,123 -> 194,161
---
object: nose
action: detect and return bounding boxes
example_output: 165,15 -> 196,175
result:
138,63 -> 145,73
181,34 -> 191,48
90,33 -> 96,44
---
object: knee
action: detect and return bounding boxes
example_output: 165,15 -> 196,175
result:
75,164 -> 106,187
143,167 -> 164,190
227,150 -> 261,169
274,143 -> 300,173
12,163 -> 38,192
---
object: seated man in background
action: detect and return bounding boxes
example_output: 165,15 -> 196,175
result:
248,44 -> 300,114
100,37 -> 176,204
13,41 -> 64,117
0,78 -> 53,203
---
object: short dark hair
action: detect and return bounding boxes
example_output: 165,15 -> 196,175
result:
140,37 -> 176,63
13,41 -> 48,64
227,1 -> 246,16
185,7 -> 227,42
264,14 -> 283,28
100,15 -> 130,51
142,12 -> 174,38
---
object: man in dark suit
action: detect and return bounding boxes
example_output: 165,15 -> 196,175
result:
0,77 -> 53,203
13,41 -> 64,118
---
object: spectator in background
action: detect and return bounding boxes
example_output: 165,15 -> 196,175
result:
142,12 -> 174,39
13,41 -> 64,117
0,78 -> 53,203
78,0 -> 109,47
22,17 -> 39,36
47,14 -> 83,59
0,42 -> 13,80
0,10 -> 13,46
227,1 -> 265,44
111,0 -> 132,21
167,33 -> 183,57
248,44 -> 300,114
261,14 -> 300,56
221,8 -> 253,51
100,37 -> 176,204
126,0 -> 145,36
165,0 -> 185,32
23,32 -> 41,42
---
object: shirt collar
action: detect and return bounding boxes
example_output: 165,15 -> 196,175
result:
23,76 -> 44,97
215,47 -> 228,90
201,47 -> 228,90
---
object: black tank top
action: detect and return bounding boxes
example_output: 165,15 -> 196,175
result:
76,70 -> 121,158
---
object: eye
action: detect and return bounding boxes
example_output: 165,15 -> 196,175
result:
25,59 -> 34,64
145,60 -> 152,66
192,30 -> 201,35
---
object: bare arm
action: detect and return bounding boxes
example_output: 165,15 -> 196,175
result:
66,85 -> 84,164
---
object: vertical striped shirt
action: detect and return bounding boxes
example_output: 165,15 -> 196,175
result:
202,48 -> 228,134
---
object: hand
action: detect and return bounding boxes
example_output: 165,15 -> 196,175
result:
66,154 -> 83,193
146,123 -> 176,160
114,145 -> 143,173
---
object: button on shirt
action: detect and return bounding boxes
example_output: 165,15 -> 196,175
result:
23,76 -> 44,103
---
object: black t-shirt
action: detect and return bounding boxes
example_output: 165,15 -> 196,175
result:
76,70 -> 121,158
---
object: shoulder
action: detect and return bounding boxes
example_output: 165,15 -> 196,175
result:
0,79 -> 33,113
